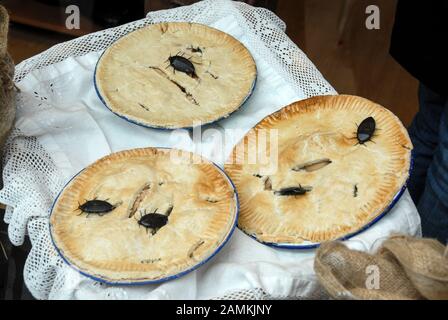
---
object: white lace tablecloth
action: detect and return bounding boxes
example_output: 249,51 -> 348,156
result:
0,0 -> 421,300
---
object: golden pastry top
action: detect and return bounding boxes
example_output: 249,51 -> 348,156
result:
225,95 -> 412,244
95,22 -> 256,129
50,148 -> 237,283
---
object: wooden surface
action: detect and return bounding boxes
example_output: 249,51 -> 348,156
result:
278,0 -> 418,126
2,0 -> 277,38
1,0 -> 102,37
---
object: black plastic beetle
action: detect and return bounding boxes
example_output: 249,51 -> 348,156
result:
167,54 -> 198,79
356,116 -> 376,144
274,185 -> 312,196
137,206 -> 173,235
77,199 -> 117,217
138,212 -> 168,230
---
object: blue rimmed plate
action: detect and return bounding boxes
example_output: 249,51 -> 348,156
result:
224,95 -> 413,249
49,147 -> 239,285
94,22 -> 257,130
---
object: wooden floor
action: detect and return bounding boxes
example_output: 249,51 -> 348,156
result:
6,0 -> 418,125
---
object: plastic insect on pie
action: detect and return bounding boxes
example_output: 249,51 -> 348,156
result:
224,95 -> 413,246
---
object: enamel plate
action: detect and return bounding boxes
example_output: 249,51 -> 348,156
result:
50,148 -> 238,284
225,95 -> 412,249
94,22 -> 257,129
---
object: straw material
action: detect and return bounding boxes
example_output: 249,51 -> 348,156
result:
315,235 -> 448,300
0,5 -> 15,157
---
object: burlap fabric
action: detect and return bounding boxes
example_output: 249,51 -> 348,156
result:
0,5 -> 15,158
314,235 -> 448,300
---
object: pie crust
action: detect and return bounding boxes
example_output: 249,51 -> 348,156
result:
50,148 -> 237,283
224,95 -> 412,245
95,22 -> 256,129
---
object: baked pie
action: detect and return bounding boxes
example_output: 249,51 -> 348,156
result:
95,22 -> 256,129
50,148 -> 237,283
224,95 -> 412,245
